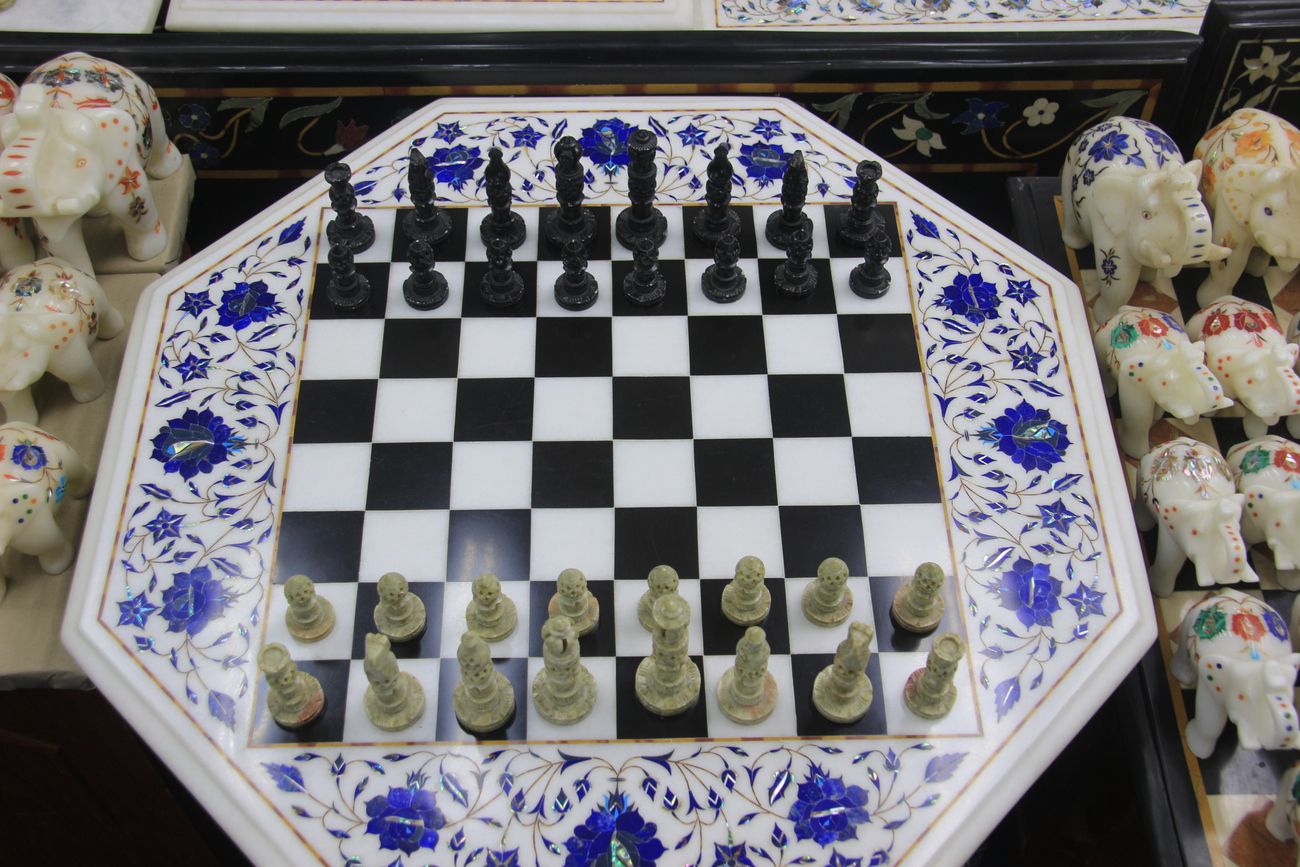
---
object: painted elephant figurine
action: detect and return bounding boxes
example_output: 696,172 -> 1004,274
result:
1226,436 -> 1300,590
1062,116 -> 1229,324
1186,296 -> 1300,438
1289,311 -> 1300,440
0,52 -> 183,276
0,422 -> 91,604
0,257 -> 124,424
1266,762 -> 1300,845
0,72 -> 33,272
1170,589 -> 1300,759
1093,306 -> 1232,458
1137,437 -> 1258,597
1194,109 -> 1300,306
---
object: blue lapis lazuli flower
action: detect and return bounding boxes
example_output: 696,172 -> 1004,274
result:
179,290 -> 214,319
737,142 -> 788,186
827,851 -> 864,867
979,400 -> 1071,472
998,557 -> 1063,629
954,98 -> 1006,135
911,212 -> 940,239
364,785 -> 445,855
677,123 -> 707,147
150,408 -> 243,480
145,507 -> 185,542
565,792 -> 666,867
186,141 -> 221,168
430,145 -> 485,192
159,565 -> 230,636
485,849 -> 520,867
117,591 -> 159,628
1037,499 -> 1077,533
752,118 -> 784,141
1066,584 -> 1106,619
1008,343 -> 1044,373
177,104 -> 210,132
712,842 -> 757,867
175,354 -> 211,383
787,764 -> 871,846
938,272 -> 1001,325
1004,279 -> 1037,305
1265,608 -> 1289,643
11,442 -> 46,471
1143,125 -> 1179,165
433,121 -> 464,143
580,119 -> 638,176
1088,131 -> 1129,163
511,125 -> 544,150
218,280 -> 284,332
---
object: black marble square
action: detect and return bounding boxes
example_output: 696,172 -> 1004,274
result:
838,314 -> 921,374
379,319 -> 461,379
310,261 -> 390,320
779,505 -> 867,578
350,582 -> 444,659
693,439 -> 778,507
853,437 -> 942,504
614,655 -> 709,739
535,317 -> 613,378
791,652 -> 887,737
446,510 -> 531,582
435,657 -> 528,742
767,374 -> 851,438
688,315 -> 767,375
454,378 -> 534,441
612,377 -> 693,439
366,442 -> 453,510
527,579 -> 617,658
249,659 -> 351,744
274,511 -> 364,584
532,441 -> 614,508
292,380 -> 376,443
698,577 -> 790,656
614,507 -> 699,580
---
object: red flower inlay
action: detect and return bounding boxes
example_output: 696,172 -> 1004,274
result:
1234,309 -> 1279,334
1202,313 -> 1232,336
1231,611 -> 1266,642
1138,316 -> 1170,338
1276,447 -> 1300,475
117,168 -> 141,195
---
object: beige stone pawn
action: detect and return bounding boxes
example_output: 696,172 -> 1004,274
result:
812,622 -> 874,724
465,573 -> 517,642
547,568 -> 599,637
373,571 -> 426,642
532,615 -> 596,725
362,633 -> 425,731
283,574 -> 335,642
717,626 -> 777,724
454,631 -> 516,734
904,632 -> 964,720
802,557 -> 853,626
636,593 -> 701,716
722,555 -> 771,626
891,562 -> 945,633
638,564 -> 680,631
259,642 -> 325,730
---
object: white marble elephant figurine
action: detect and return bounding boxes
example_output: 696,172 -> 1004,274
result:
1289,311 -> 1300,440
1093,306 -> 1232,458
1062,116 -> 1229,324
0,257 -> 124,424
1194,109 -> 1300,306
0,52 -> 183,276
1137,437 -> 1258,597
1186,297 -> 1300,438
1266,761 -> 1300,844
0,72 -> 34,272
1170,589 -> 1300,759
1226,436 -> 1300,590
0,422 -> 91,604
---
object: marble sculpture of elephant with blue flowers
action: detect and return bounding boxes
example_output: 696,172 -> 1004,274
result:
0,422 -> 90,604
1093,306 -> 1231,458
0,52 -> 182,276
0,257 -> 124,424
1171,588 -> 1300,759
1226,435 -> 1300,591
1194,108 -> 1300,306
1137,437 -> 1258,597
1061,117 -> 1230,324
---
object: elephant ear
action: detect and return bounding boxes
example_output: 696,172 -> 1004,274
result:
1220,163 -> 1261,227
1091,168 -> 1144,236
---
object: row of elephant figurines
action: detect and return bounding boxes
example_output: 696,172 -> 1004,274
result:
1094,299 -> 1300,460
1062,109 -> 1300,325
0,52 -> 183,278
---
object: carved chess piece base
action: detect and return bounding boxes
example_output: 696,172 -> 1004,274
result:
635,657 -> 701,717
532,667 -> 597,725
615,209 -> 668,252
802,584 -> 853,626
326,215 -> 376,254
287,597 -> 336,643
364,673 -> 425,731
554,271 -> 599,311
774,262 -> 817,298
721,583 -> 771,626
891,585 -> 943,633
764,211 -> 813,251
692,208 -> 741,247
480,213 -> 527,250
547,593 -> 600,637
904,668 -> 957,720
374,596 -> 427,643
403,209 -> 452,248
812,668 -> 873,724
268,674 -> 326,730
403,270 -> 449,311
850,262 -> 890,299
454,673 -> 516,734
545,210 -> 596,251
718,669 -> 777,724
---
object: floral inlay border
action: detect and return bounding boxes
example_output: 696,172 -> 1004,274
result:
715,0 -> 1206,28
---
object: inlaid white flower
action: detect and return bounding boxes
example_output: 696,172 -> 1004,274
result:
893,115 -> 946,157
1244,45 -> 1291,84
1023,98 -> 1059,127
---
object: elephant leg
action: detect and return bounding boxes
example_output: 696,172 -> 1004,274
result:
1169,631 -> 1196,687
46,339 -> 104,404
1185,680 -> 1228,759
1060,186 -> 1088,249
145,100 -> 184,180
1289,414 -> 1300,439
0,217 -> 34,271
1242,413 -> 1269,440
93,292 -> 125,341
1265,792 -> 1295,842
60,442 -> 92,500
104,162 -> 168,262
1246,246 -> 1271,277
1276,568 -> 1300,592
11,505 -> 73,575
40,219 -> 94,276
1092,247 -> 1139,325
1135,494 -> 1156,532
1116,380 -> 1156,459
1148,522 -> 1187,597
0,388 -> 38,424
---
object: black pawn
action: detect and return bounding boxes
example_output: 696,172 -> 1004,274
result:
622,236 -> 666,307
554,238 -> 599,311
480,146 -> 526,251
324,162 -> 375,254
545,136 -> 596,251
764,151 -> 813,251
701,232 -> 746,303
850,227 -> 892,299
774,228 -> 816,298
326,242 -> 370,313
403,148 -> 452,247
615,129 -> 668,252
480,237 -> 525,308
838,160 -> 883,249
403,239 -> 449,310
693,143 -> 741,247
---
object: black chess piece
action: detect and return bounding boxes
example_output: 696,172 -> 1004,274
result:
764,151 -> 813,251
403,147 -> 453,247
838,160 -> 883,249
849,224 -> 892,299
479,147 -> 527,250
545,136 -> 596,251
554,238 -> 599,311
622,236 -> 667,307
324,162 -> 376,254
693,143 -> 741,247
701,232 -> 746,303
615,129 -> 668,252
774,228 -> 817,298
326,242 -> 371,313
480,237 -> 525,308
403,239 -> 449,310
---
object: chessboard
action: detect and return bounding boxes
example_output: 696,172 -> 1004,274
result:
64,98 -> 1152,867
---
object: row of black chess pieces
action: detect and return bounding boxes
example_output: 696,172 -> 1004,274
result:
321,127 -> 893,313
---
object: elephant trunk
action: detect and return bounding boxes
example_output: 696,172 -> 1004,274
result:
1174,497 -> 1253,586
1176,186 -> 1231,265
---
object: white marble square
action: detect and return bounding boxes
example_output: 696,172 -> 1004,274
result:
861,504 -> 952,577
535,259 -> 615,318
530,508 -> 616,582
525,656 -> 618,742
450,442 -> 533,510
613,440 -> 696,507
764,315 -> 845,375
283,443 -> 370,511
878,650 -> 980,736
612,578 -> 703,657
782,577 -> 876,653
264,583 -> 358,661
702,653 -> 797,739
301,319 -> 384,380
830,256 -> 912,316
458,318 -> 537,379
372,379 -> 457,443
533,378 -> 613,441
359,510 -> 449,584
439,580 -> 532,660
753,204 -> 830,260
384,262 -> 466,319
689,375 -> 772,440
342,657 -> 442,743
773,437 -> 859,505
684,258 -> 763,316
464,206 -> 541,262
844,372 -> 932,438
351,209 -> 399,264
696,506 -> 785,580
611,317 -> 691,376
